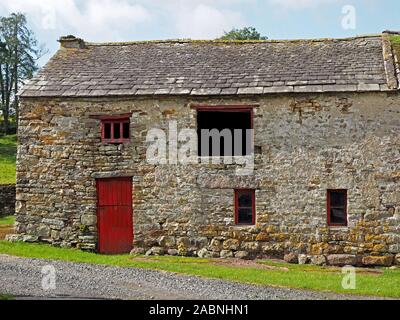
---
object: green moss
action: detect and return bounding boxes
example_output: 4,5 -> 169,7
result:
390,35 -> 400,61
390,35 -> 400,45
79,224 -> 89,233
87,35 -> 381,47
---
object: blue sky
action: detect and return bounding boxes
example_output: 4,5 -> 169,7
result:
0,0 -> 399,66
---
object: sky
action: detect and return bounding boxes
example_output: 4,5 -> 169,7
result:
0,0 -> 399,66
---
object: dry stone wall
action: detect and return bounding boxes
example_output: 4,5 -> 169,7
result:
12,92 -> 400,265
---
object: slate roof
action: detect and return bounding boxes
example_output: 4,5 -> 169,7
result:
19,35 -> 399,98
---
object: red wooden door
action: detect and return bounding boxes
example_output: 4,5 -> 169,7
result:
96,177 -> 133,254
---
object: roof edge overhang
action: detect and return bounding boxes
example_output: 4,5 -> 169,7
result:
18,88 -> 399,100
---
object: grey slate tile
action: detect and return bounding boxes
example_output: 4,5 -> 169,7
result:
18,36 -> 397,98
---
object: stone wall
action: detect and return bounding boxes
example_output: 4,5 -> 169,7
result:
12,92 -> 400,266
0,184 -> 15,216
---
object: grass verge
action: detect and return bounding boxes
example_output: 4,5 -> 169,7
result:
0,241 -> 399,298
0,216 -> 15,226
0,134 -> 17,185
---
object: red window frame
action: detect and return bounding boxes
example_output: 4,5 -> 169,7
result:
234,189 -> 256,225
327,189 -> 348,227
101,117 -> 130,144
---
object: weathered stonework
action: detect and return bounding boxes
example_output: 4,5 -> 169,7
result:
13,92 -> 400,265
0,184 -> 16,216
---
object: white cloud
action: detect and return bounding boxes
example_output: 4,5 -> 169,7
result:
0,0 -> 248,41
0,0 -> 151,41
173,4 -> 245,39
0,0 -> 247,65
268,0 -> 338,10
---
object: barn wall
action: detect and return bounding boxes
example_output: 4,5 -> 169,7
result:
12,92 -> 400,265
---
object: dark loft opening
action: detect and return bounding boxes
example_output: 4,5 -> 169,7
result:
197,110 -> 252,157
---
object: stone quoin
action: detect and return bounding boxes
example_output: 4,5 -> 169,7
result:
10,33 -> 400,266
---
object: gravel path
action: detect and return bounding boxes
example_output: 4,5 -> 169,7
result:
0,254 -> 383,300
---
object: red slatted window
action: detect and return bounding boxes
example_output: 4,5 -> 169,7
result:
101,118 -> 130,144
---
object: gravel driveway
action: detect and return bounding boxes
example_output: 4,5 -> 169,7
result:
0,254 -> 383,300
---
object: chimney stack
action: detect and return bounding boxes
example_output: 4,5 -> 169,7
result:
58,35 -> 86,49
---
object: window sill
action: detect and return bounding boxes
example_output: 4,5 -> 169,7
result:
328,225 -> 349,230
198,155 -> 253,159
102,140 -> 130,145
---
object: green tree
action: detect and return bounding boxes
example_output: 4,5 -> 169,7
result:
0,13 -> 45,134
217,26 -> 268,41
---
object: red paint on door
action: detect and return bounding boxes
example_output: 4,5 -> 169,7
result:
96,177 -> 133,254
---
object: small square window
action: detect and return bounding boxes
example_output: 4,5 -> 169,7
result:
235,189 -> 255,225
327,190 -> 347,227
101,118 -> 130,144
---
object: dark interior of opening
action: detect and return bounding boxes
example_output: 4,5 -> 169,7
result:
197,111 -> 252,156
113,123 -> 121,139
237,191 -> 254,224
104,123 -> 111,139
329,191 -> 347,225
123,122 -> 130,139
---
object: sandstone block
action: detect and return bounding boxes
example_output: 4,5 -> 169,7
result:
240,242 -> 260,252
167,249 -> 178,256
326,254 -> 357,266
198,248 -> 212,258
191,237 -> 208,248
146,246 -> 165,256
310,255 -> 327,266
395,254 -> 400,265
37,225 -> 51,237
130,247 -> 145,256
284,252 -> 298,264
362,255 -> 393,267
388,244 -> 400,253
223,239 -> 240,251
298,254 -> 310,265
6,234 -> 23,242
80,215 -> 97,226
23,235 -> 39,243
158,236 -> 176,247
235,251 -> 252,260
220,250 -> 234,258
209,238 -> 223,251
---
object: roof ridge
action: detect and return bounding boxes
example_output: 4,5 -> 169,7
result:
85,34 -> 382,46
382,34 -> 399,90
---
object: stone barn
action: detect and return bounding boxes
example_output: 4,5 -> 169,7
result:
12,33 -> 400,266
